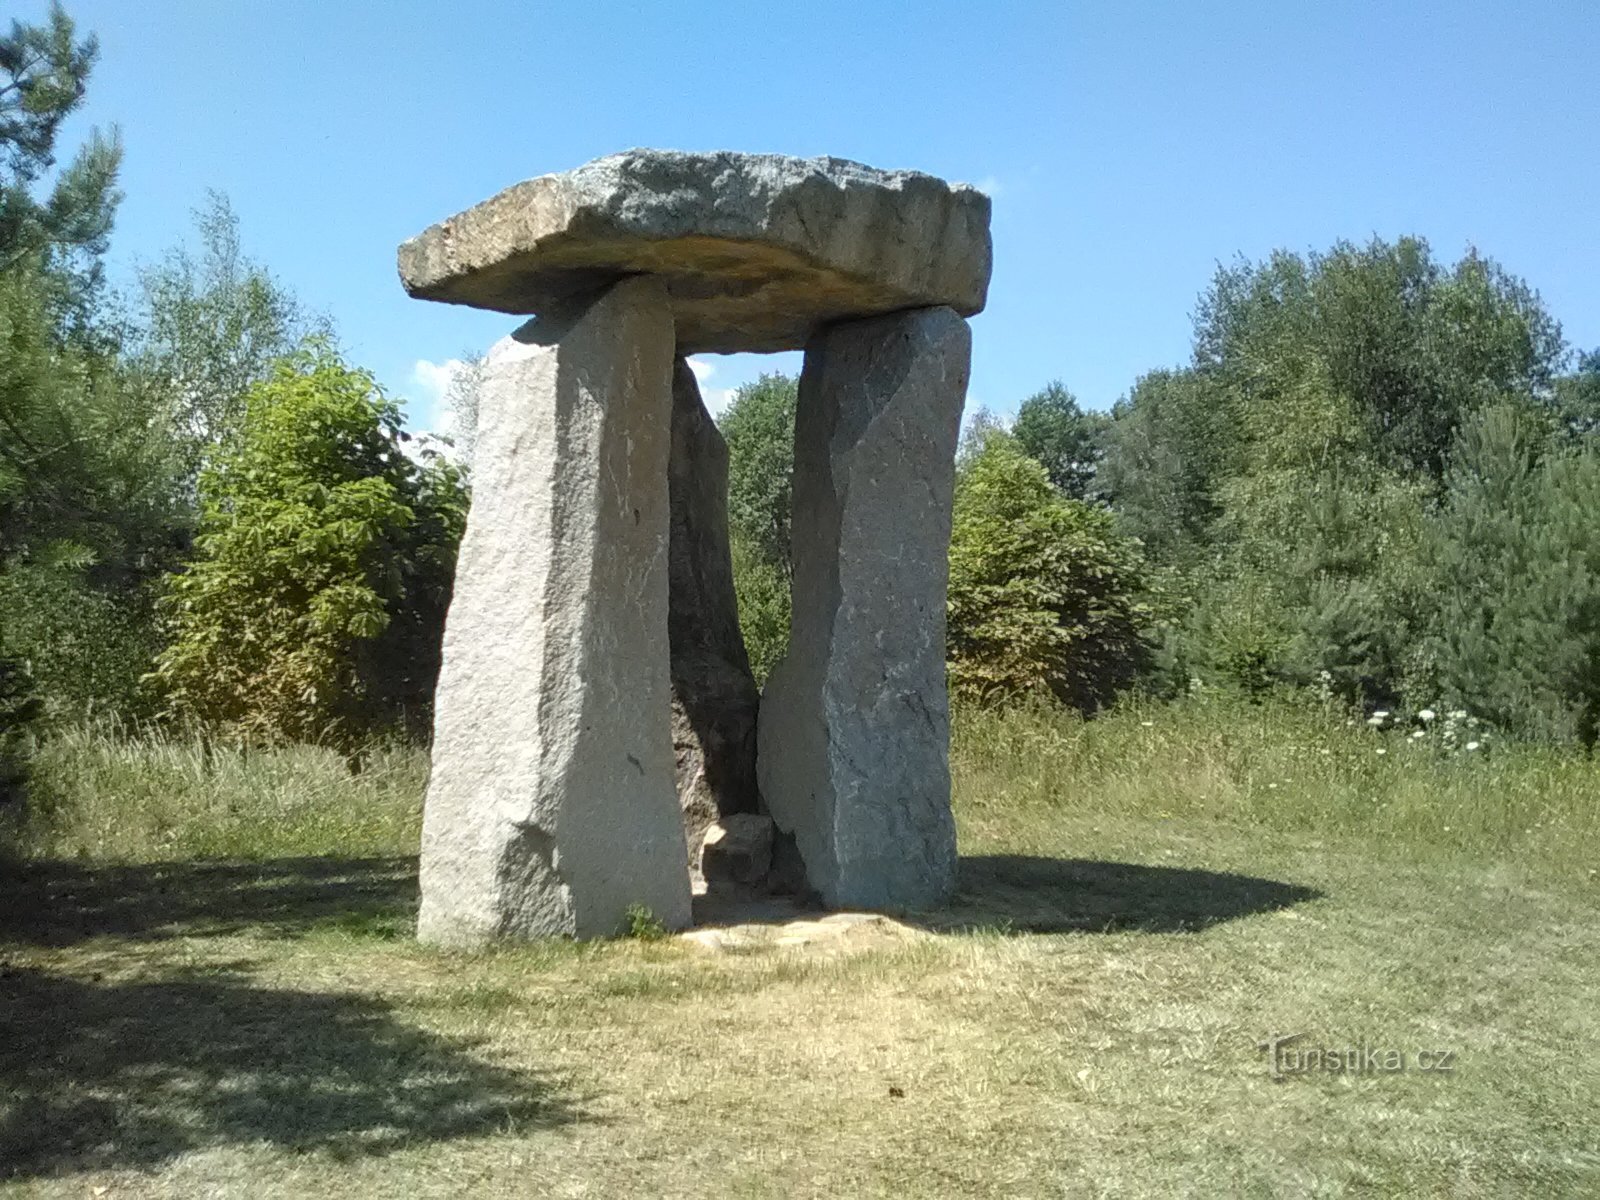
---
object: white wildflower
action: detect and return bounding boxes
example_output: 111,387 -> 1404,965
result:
1418,709 -> 1436,722
1376,748 -> 1387,756
1465,741 -> 1481,751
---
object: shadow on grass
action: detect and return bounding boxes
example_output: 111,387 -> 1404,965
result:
0,856 -> 419,947
933,855 -> 1323,934
0,960 -> 580,1179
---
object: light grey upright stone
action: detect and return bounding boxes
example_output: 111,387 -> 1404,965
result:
756,306 -> 970,910
418,276 -> 691,944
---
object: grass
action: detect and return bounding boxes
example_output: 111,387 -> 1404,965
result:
1,697 -> 1598,1197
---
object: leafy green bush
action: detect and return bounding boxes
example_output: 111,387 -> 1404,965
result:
153,344 -> 466,747
947,434 -> 1154,711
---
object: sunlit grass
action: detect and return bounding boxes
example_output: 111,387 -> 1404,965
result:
954,693 -> 1600,884
2,698 -> 1597,1196
9,723 -> 425,862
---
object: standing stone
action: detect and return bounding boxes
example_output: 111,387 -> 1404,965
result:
417,276 -> 691,944
667,358 -> 762,876
756,306 -> 970,910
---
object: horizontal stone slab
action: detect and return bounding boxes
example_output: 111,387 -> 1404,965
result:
398,149 -> 992,354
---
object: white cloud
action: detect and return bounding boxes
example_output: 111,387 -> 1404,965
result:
973,175 -> 1003,198
410,356 -> 469,426
687,355 -> 738,416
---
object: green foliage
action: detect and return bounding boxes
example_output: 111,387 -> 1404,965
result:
1554,348 -> 1600,439
153,345 -> 466,747
623,903 -> 669,941
0,649 -> 41,806
1428,401 -> 1600,745
0,265 -> 182,721
1011,381 -> 1109,500
719,373 -> 796,577
1103,237 -> 1570,717
720,373 -> 798,683
1191,237 -> 1562,480
131,191 -> 328,476
0,2 -> 122,334
947,434 -> 1153,711
729,530 -> 789,685
0,563 -> 160,721
1098,369 -> 1237,565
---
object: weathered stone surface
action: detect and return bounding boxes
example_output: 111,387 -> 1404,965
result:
398,149 -> 992,354
700,813 -> 775,887
672,700 -> 720,886
667,358 -> 761,875
417,276 -> 691,944
756,306 -> 969,911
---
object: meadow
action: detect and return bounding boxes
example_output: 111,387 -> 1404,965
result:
2,696 -> 1597,1198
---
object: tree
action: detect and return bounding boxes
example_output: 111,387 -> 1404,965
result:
719,373 -> 797,577
0,2 -> 121,336
153,345 -> 467,746
1555,348 -> 1600,440
1011,381 -> 1109,500
1428,401 -> 1600,745
131,192 -> 328,479
947,434 -> 1154,711
729,531 -> 789,684
1192,237 -> 1563,480
1098,368 -> 1238,566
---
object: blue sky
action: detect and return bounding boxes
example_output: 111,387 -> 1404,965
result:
24,0 -> 1600,431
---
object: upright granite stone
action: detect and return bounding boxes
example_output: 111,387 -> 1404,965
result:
398,149 -> 991,355
757,306 -> 970,910
417,276 -> 691,944
667,358 -> 762,875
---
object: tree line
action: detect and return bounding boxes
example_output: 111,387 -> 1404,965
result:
720,240 -> 1600,746
6,3 -> 1600,816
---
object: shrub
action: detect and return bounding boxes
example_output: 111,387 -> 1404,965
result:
152,344 -> 466,748
947,434 -> 1154,711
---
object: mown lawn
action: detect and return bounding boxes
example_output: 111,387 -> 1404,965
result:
2,701 -> 1597,1197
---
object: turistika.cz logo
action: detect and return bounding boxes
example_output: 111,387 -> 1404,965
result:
1258,1032 -> 1457,1080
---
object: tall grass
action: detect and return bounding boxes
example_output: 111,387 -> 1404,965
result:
9,723 -> 427,862
8,695 -> 1598,881
954,692 -> 1600,881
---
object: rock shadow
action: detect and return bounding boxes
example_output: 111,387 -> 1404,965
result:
932,854 -> 1323,934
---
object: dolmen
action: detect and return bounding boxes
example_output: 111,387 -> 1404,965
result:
398,149 -> 992,942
